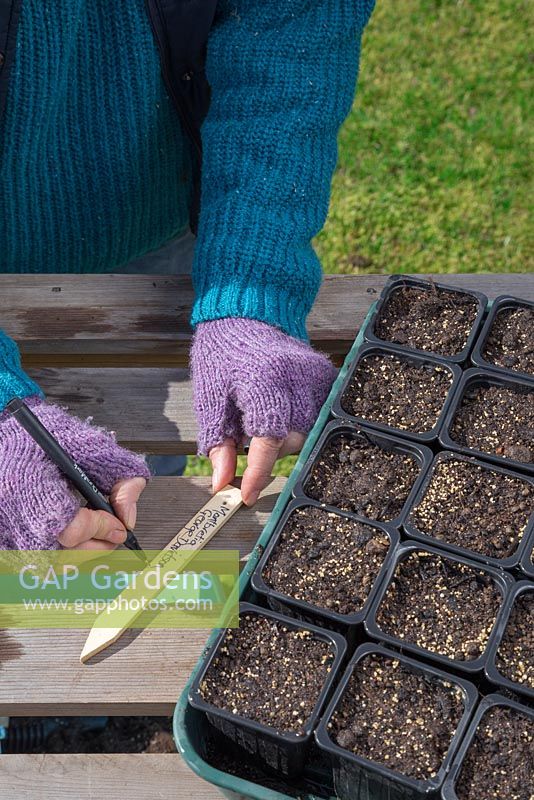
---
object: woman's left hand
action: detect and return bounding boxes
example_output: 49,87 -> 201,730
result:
191,318 -> 337,505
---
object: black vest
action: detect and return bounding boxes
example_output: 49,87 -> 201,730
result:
0,0 -> 218,231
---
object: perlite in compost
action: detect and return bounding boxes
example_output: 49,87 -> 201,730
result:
341,352 -> 453,433
305,433 -> 419,522
263,505 -> 390,615
329,652 -> 464,780
450,383 -> 534,464
409,456 -> 533,560
375,551 -> 501,662
456,705 -> 534,800
483,306 -> 534,376
495,590 -> 534,690
199,613 -> 335,735
375,284 -> 479,357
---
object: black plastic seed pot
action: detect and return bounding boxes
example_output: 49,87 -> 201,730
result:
471,295 -> 534,383
484,580 -> 534,702
441,693 -> 534,800
315,643 -> 478,800
250,498 -> 400,643
188,602 -> 347,780
440,368 -> 534,476
365,541 -> 514,676
365,275 -> 488,365
295,419 -> 434,530
403,450 -> 534,571
332,343 -> 462,445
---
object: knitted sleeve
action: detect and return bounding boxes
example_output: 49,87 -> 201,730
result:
190,0 -> 374,341
0,330 -> 44,412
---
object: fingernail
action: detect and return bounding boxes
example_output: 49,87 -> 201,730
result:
125,504 -> 136,530
246,490 -> 259,507
110,530 -> 126,544
212,468 -> 219,492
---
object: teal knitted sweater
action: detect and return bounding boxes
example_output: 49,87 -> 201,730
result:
0,0 -> 373,409
0,0 -> 191,273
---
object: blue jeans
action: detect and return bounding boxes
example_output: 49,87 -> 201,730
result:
116,231 -> 196,477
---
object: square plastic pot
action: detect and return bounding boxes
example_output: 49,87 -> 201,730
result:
471,295 -> 534,383
403,450 -> 534,571
295,419 -> 434,530
365,541 -> 514,676
188,602 -> 347,780
250,498 -> 399,644
332,343 -> 462,444
440,368 -> 534,476
177,702 -> 311,800
441,693 -> 534,800
315,643 -> 478,800
365,275 -> 488,365
484,579 -> 534,702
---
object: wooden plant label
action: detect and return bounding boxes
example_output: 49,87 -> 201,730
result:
80,485 -> 243,663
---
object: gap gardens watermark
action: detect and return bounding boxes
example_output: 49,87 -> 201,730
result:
0,550 -> 239,629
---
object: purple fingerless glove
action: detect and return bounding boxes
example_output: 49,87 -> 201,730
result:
191,318 -> 337,455
0,397 -> 151,550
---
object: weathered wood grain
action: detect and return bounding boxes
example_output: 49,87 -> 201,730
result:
28,367 -> 195,454
0,477 -> 284,716
6,273 -> 533,366
0,754 -> 220,799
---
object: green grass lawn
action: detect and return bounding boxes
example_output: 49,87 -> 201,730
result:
188,0 -> 532,479
316,0 -> 532,275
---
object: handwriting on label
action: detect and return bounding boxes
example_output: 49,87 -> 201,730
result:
157,500 -> 232,568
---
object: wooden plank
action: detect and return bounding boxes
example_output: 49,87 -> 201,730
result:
0,476 -> 285,716
6,273 -> 533,366
0,754 -> 220,799
28,366 -> 195,454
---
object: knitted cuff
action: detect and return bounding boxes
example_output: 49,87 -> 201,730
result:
191,213 -> 322,343
191,275 -> 313,343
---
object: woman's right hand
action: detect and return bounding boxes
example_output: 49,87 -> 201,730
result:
0,397 -> 150,550
56,476 -> 147,550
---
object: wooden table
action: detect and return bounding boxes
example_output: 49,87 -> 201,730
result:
1,273 -> 532,798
